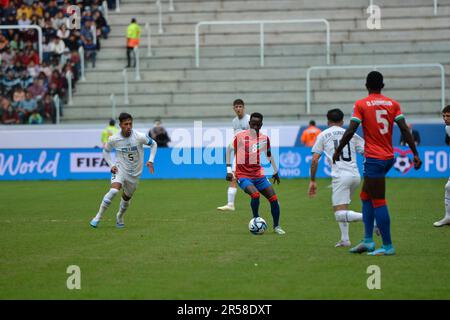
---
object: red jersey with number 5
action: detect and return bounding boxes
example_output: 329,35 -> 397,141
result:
351,93 -> 405,160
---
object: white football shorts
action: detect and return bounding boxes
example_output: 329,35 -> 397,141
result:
332,176 -> 361,206
111,171 -> 139,197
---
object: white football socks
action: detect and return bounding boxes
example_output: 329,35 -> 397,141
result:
227,187 -> 237,207
94,188 -> 119,221
116,198 -> 130,223
335,210 -> 363,223
445,182 -> 450,218
338,222 -> 349,242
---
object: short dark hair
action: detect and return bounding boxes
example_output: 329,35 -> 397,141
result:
250,112 -> 263,121
442,105 -> 450,114
366,71 -> 384,91
309,120 -> 316,126
233,99 -> 244,106
131,18 -> 136,23
118,112 -> 132,123
327,109 -> 344,123
109,119 -> 115,126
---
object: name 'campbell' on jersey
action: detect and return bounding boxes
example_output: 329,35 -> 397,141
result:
104,130 -> 154,177
233,129 -> 271,179
312,126 -> 364,178
351,93 -> 404,160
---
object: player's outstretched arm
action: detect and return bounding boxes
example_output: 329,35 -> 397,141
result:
333,120 -> 359,163
396,118 -> 422,169
146,140 -> 158,174
309,153 -> 321,197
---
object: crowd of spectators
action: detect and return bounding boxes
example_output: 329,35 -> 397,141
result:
0,0 -> 110,124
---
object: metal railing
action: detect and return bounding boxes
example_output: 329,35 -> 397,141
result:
110,94 -> 117,119
169,0 -> 174,11
306,63 -> 446,114
53,94 -> 61,124
116,0 -> 120,12
0,25 -> 43,62
102,0 -> 109,23
195,19 -> 331,68
66,70 -> 74,106
78,46 -> 86,81
146,22 -> 153,57
369,0 -> 439,15
134,47 -> 141,80
123,69 -> 129,105
156,0 -> 164,34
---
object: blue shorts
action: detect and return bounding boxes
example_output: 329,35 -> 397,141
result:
237,177 -> 272,192
363,157 -> 395,178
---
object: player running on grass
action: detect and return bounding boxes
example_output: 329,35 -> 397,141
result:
309,108 -> 365,247
225,112 -> 286,234
433,105 -> 450,227
90,112 -> 158,228
217,99 -> 250,212
333,71 -> 422,256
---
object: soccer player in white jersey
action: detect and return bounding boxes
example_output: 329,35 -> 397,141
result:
217,99 -> 251,211
308,109 -> 365,247
434,105 -> 450,227
90,112 -> 158,228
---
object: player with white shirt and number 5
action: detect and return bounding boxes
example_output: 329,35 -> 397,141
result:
90,112 -> 158,228
309,108 -> 365,247
434,105 -> 450,227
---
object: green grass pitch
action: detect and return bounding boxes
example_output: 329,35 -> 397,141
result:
1,178 -> 449,299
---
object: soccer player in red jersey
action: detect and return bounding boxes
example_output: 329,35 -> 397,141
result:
226,112 -> 286,234
333,71 -> 422,255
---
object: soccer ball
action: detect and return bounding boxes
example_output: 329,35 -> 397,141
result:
249,217 -> 268,235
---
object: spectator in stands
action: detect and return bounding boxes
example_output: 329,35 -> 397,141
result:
400,123 -> 420,146
93,10 -> 110,39
19,69 -> 33,89
2,70 -> 20,95
57,24 -> 70,40
17,12 -> 31,30
49,36 -> 66,64
28,109 -> 43,124
16,3 -> 32,21
23,48 -> 39,66
1,97 -> 20,124
301,120 -> 322,147
28,78 -> 46,100
47,0 -> 59,18
12,87 -> 25,109
39,93 -> 56,124
1,48 -> 15,67
83,38 -> 97,68
52,10 -> 67,30
1,2 -> 17,22
32,1 -> 44,18
0,34 -> 9,52
126,18 -> 141,68
27,60 -> 41,78
8,33 -> 22,52
149,119 -> 171,147
19,90 -> 38,121
65,33 -> 81,52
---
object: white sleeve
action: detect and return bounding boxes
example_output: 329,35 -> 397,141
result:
354,134 -> 365,155
103,138 -> 114,167
311,133 -> 324,154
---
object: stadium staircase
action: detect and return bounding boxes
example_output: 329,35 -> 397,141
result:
64,0 -> 450,123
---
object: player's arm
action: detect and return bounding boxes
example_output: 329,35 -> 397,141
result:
333,120 -> 359,163
225,138 -> 236,181
308,153 -> 321,197
396,118 -> 422,169
264,137 -> 280,184
102,139 -> 117,173
146,137 -> 158,174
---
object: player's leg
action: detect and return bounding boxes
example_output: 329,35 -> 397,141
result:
116,178 -> 138,228
433,178 -> 450,227
365,158 -> 396,256
238,178 -> 261,218
217,162 -> 238,211
333,177 -> 363,247
90,180 -> 122,228
258,179 -> 285,235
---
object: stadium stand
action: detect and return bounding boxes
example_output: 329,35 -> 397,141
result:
0,0 -> 110,124
5,0 -> 449,123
